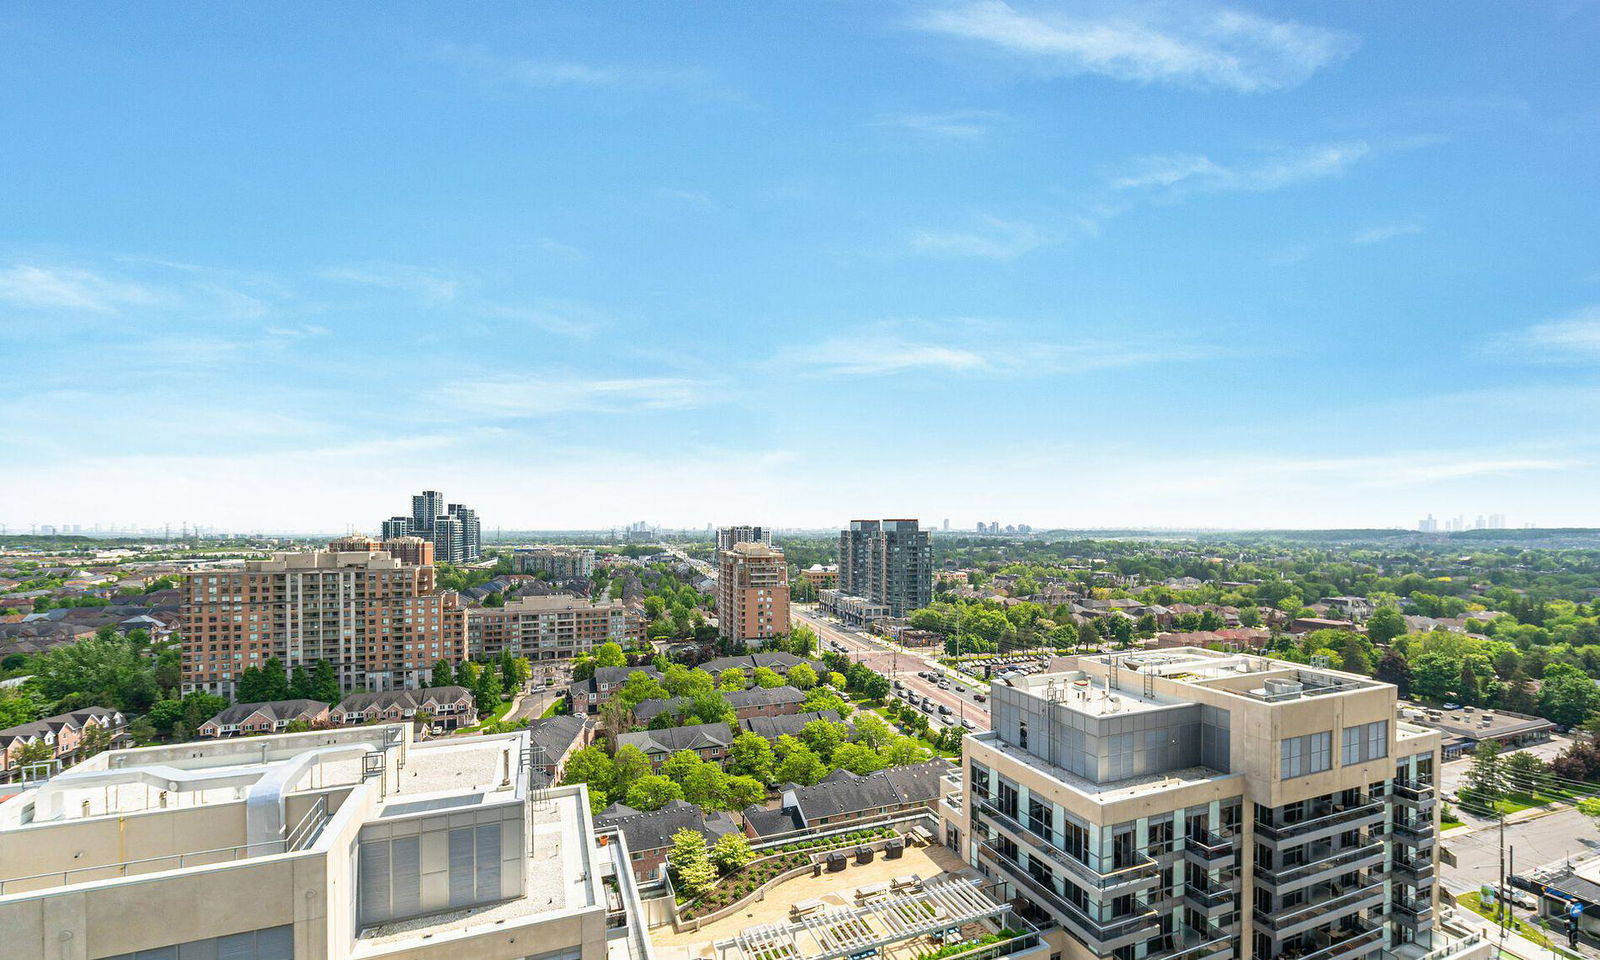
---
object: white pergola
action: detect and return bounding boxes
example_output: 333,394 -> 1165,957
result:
727,877 -> 1009,960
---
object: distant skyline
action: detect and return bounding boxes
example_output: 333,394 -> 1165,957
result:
3,3 -> 1598,530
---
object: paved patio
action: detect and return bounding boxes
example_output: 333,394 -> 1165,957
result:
650,843 -> 979,960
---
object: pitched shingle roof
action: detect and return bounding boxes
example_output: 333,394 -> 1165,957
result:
335,685 -> 472,713
594,798 -> 739,852
206,699 -> 328,727
724,686 -> 806,709
614,722 -> 735,757
738,710 -> 843,741
741,760 -> 949,836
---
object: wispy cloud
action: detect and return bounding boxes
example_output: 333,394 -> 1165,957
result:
321,263 -> 460,303
910,1 -> 1356,93
1114,141 -> 1369,192
434,44 -> 625,87
433,376 -> 707,417
0,264 -> 163,313
1493,306 -> 1600,361
790,322 -> 1215,377
911,216 -> 1048,259
1351,219 -> 1424,244
875,110 -> 1005,138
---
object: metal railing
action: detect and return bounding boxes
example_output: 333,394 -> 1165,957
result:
976,841 -> 1160,945
1254,876 -> 1383,930
1282,920 -> 1384,960
1392,816 -> 1434,843
1257,838 -> 1383,885
1255,796 -> 1384,840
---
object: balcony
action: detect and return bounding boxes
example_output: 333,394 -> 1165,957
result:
1393,853 -> 1435,884
1184,827 -> 1239,867
1253,876 -> 1386,939
1147,926 -> 1238,960
1184,875 -> 1238,918
1257,839 -> 1385,891
1279,919 -> 1385,960
1391,895 -> 1434,926
977,841 -> 1161,952
1392,816 -> 1435,847
1392,777 -> 1437,811
975,798 -> 1159,892
1255,796 -> 1385,844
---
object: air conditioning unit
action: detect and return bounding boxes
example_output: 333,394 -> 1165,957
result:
1263,679 -> 1304,698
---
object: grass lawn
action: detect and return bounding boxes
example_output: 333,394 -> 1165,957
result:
459,698 -> 515,733
1457,891 -> 1581,957
540,696 -> 566,718
1441,815 -> 1465,830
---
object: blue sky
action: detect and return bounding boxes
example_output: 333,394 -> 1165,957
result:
3,2 -> 1598,532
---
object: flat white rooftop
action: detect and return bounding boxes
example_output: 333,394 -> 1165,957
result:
1003,671 -> 1180,716
973,732 -> 1237,804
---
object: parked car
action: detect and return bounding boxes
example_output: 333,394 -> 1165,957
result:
920,701 -> 933,713
974,693 -> 987,702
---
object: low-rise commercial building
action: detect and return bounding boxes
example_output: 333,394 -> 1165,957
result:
470,596 -> 642,662
0,724 -> 654,960
819,589 -> 890,626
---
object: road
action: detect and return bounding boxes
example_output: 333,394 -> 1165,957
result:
1443,806 -> 1600,893
794,607 -> 992,731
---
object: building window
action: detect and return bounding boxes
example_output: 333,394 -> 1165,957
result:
1280,731 -> 1332,779
1342,720 -> 1389,766
102,926 -> 293,960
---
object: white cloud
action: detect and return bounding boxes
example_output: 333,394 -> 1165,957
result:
876,110 -> 1004,138
1351,220 -> 1425,244
1497,306 -> 1600,360
910,0 -> 1356,93
791,323 -> 1213,377
0,264 -> 162,312
434,44 -> 623,87
321,263 -> 460,303
911,216 -> 1047,259
800,336 -> 990,376
433,376 -> 706,417
1114,141 -> 1369,192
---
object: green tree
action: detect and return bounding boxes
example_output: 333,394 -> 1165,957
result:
799,719 -> 847,762
681,762 -> 727,808
661,749 -> 704,784
774,743 -> 828,786
785,663 -> 817,690
15,739 -> 55,766
853,713 -> 892,751
728,732 -> 776,782
1076,622 -> 1099,651
668,828 -> 717,895
594,642 -> 627,668
832,741 -> 885,775
561,746 -> 615,791
1366,605 -> 1407,645
1463,739 -> 1505,809
626,774 -> 684,810
612,744 -> 653,796
882,735 -> 929,767
801,687 -> 851,718
1410,651 -> 1462,702
287,665 -> 312,700
431,660 -> 455,689
723,774 -> 765,809
1501,669 -> 1538,715
709,831 -> 753,874
1341,645 -> 1372,676
260,657 -> 290,700
662,664 -> 713,698
1503,751 -> 1546,794
1539,662 -> 1600,728
717,668 -> 748,691
311,660 -> 341,703
1374,651 -> 1413,698
474,661 -> 504,714
751,667 -> 785,689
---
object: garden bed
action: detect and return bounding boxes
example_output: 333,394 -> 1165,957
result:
676,827 -> 899,918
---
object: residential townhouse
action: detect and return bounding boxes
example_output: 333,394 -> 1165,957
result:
569,666 -> 661,716
742,760 -> 949,837
595,798 -> 740,881
333,685 -> 478,731
199,699 -> 332,737
613,722 -> 735,771
0,706 -> 125,779
525,714 -> 595,786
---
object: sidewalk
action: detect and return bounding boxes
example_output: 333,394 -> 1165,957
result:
1450,903 -> 1590,960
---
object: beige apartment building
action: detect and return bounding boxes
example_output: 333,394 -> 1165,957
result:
0,724 -> 654,960
716,542 -> 790,645
951,647 -> 1489,960
468,595 -> 642,661
181,549 -> 468,697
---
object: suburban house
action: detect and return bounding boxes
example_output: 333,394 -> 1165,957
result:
613,722 -> 735,770
697,652 -> 827,677
197,699 -> 330,737
525,714 -> 595,785
741,760 -> 949,838
594,798 -> 740,880
569,666 -> 662,715
0,706 -> 125,778
332,685 -> 477,730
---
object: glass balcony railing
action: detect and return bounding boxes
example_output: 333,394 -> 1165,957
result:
1257,839 -> 1384,886
976,841 -> 1161,947
1392,816 -> 1435,845
1280,919 -> 1384,960
1253,876 -> 1384,932
975,798 -> 1158,891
